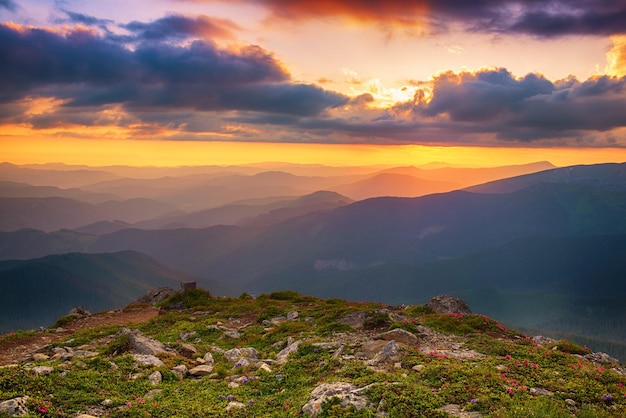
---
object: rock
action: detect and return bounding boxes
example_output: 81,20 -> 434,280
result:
148,371 -> 162,385
134,287 -> 178,304
257,362 -> 272,373
31,366 -> 54,375
337,311 -> 368,329
529,387 -> 553,396
224,347 -> 259,363
372,341 -> 401,364
226,401 -> 246,411
223,330 -> 241,339
287,311 -> 299,320
412,365 -> 425,372
76,414 -> 98,418
73,350 -> 99,359
69,306 -> 91,316
144,389 -> 162,400
179,331 -> 197,341
189,364 -> 214,377
171,364 -> 188,380
532,335 -> 556,345
179,343 -> 198,358
132,354 -> 165,367
51,347 -> 73,360
585,352 -> 620,364
32,353 -> 49,361
302,382 -> 369,416
122,328 -> 173,356
565,399 -> 577,407
376,329 -> 419,346
361,340 -> 389,359
425,295 -> 472,315
101,399 -> 113,406
276,340 -> 301,364
203,352 -> 214,365
0,397 -> 29,416
438,403 -> 482,418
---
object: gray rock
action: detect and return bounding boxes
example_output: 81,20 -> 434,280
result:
134,287 -> 178,304
425,295 -> 472,315
132,354 -> 165,367
31,366 -> 54,375
144,389 -> 163,400
0,397 -> 29,416
32,353 -> 49,361
302,382 -> 369,416
276,340 -> 301,364
376,329 -> 419,346
532,335 -> 556,345
223,330 -> 241,339
179,343 -> 198,358
438,404 -> 482,418
76,414 -> 98,418
203,352 -> 214,365
73,350 -> 99,359
585,352 -> 620,364
226,401 -> 246,411
51,347 -> 73,360
287,311 -> 299,320
172,364 -> 188,380
179,331 -> 197,341
122,328 -> 173,356
148,371 -> 162,385
224,347 -> 258,363
189,364 -> 214,377
69,306 -> 91,316
373,341 -> 401,364
337,311 -> 368,329
529,387 -> 553,396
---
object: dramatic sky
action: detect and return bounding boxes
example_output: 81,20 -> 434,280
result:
2,0 -> 626,166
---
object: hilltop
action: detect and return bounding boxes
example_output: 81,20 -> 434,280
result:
1,289 -> 625,417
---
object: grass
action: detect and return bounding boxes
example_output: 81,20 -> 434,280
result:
1,290 -> 625,417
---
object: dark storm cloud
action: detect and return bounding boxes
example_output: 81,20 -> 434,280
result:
207,0 -> 626,37
0,22 -> 346,121
410,69 -> 626,141
124,14 -> 239,41
0,0 -> 17,11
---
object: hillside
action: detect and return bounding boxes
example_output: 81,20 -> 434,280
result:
0,290 -> 624,417
0,251 -> 193,333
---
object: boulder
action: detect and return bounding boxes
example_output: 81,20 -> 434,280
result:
375,329 -> 419,346
302,382 -> 369,416
121,328 -> 173,356
132,354 -> 165,367
188,364 -> 214,377
69,306 -> 91,317
171,364 -> 188,380
276,340 -> 301,364
148,371 -> 162,385
425,295 -> 472,315
134,287 -> 178,304
0,397 -> 29,416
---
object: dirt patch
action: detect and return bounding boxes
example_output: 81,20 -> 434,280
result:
0,305 -> 159,366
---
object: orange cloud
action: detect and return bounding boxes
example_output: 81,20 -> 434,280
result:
606,36 -> 626,77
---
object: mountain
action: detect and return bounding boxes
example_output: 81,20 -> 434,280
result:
0,251 -> 189,332
0,180 -> 120,203
332,172 -> 459,200
0,162 -> 119,188
466,162 -> 626,193
1,290 -> 624,416
0,196 -> 176,232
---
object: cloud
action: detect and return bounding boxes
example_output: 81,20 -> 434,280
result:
0,0 -> 17,11
59,10 -> 114,28
606,36 -> 626,76
194,0 -> 626,37
124,14 -> 240,41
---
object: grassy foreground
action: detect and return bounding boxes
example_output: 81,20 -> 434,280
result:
1,289 -> 625,417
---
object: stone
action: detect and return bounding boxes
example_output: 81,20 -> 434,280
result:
0,397 -> 29,416
52,347 -> 73,360
122,328 -> 173,356
425,295 -> 472,315
376,329 -> 419,346
171,364 -> 188,380
585,352 -> 620,364
226,401 -> 246,411
179,343 -> 198,358
31,366 -> 54,375
302,382 -> 369,416
32,353 -> 49,361
532,335 -> 556,345
132,354 -> 165,367
223,330 -> 241,339
76,415 -> 98,418
276,340 -> 301,364
69,306 -> 91,316
372,341 -> 400,364
203,352 -> 214,365
257,362 -> 272,373
101,399 -> 113,406
224,347 -> 258,363
361,340 -> 389,359
337,311 -> 368,329
179,331 -> 197,341
438,404 -> 482,418
189,364 -> 214,377
287,311 -> 299,320
73,350 -> 99,359
529,387 -> 553,396
134,287 -> 178,304
144,389 -> 163,400
412,364 -> 425,372
148,371 -> 162,385
565,399 -> 577,407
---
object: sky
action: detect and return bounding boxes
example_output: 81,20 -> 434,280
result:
1,0 -> 626,167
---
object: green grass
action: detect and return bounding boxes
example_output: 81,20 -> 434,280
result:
1,290 -> 626,417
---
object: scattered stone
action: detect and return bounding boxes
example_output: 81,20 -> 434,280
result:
179,343 -> 198,358
302,382 -> 370,416
134,287 -> 178,304
376,329 -> 419,346
565,399 -> 577,407
148,370 -> 162,385
532,335 -> 556,345
171,364 -> 188,380
144,389 -> 162,400
203,352 -> 214,365
224,347 -> 258,363
122,328 -> 174,356
189,364 -> 214,377
438,403 -> 482,418
371,341 -> 401,365
32,353 -> 49,361
337,311 -> 368,329
52,347 -> 74,361
73,350 -> 99,359
529,387 -> 553,396
31,366 -> 54,375
226,401 -> 246,411
0,397 -> 29,416
412,365 -> 425,372
257,362 -> 272,373
585,352 -> 620,364
276,340 -> 301,364
76,414 -> 97,418
287,311 -> 299,320
69,306 -> 91,317
425,295 -> 472,315
132,354 -> 165,367
179,331 -> 197,341
101,399 -> 113,406
223,330 -> 241,339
